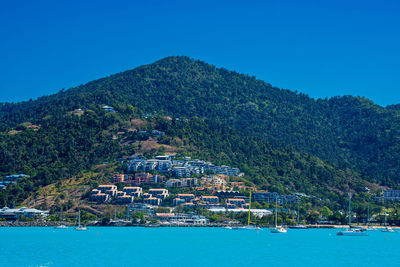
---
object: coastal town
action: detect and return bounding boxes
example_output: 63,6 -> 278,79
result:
2,154 -> 400,229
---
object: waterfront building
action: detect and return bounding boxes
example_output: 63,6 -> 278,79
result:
128,203 -> 154,215
208,207 -> 272,218
156,213 -> 208,224
0,207 -> 49,220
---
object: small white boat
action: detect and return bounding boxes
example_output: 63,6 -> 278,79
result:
232,191 -> 262,231
362,226 -> 375,231
270,196 -> 287,233
75,210 -> 88,231
381,226 -> 395,233
270,225 -> 287,233
337,193 -> 367,236
337,228 -> 368,236
75,226 -> 88,231
381,209 -> 394,232
233,225 -> 262,230
54,208 -> 68,229
54,225 -> 68,229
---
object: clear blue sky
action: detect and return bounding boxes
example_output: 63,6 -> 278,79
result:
1,0 -> 399,106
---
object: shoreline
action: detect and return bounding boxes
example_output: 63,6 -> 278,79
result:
1,221 -> 399,229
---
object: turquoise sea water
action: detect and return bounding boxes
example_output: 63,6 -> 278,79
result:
0,227 -> 399,267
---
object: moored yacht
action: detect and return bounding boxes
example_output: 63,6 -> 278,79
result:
337,228 -> 367,236
337,193 -> 367,236
381,226 -> 395,232
270,196 -> 287,233
75,210 -> 88,231
380,209 -> 394,232
54,225 -> 68,229
54,208 -> 68,229
289,201 -> 308,229
232,191 -> 262,230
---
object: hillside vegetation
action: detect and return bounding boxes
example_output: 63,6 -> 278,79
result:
0,56 -> 399,209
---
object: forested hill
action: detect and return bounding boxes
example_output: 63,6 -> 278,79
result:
1,56 -> 400,188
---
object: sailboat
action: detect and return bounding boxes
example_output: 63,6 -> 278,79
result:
270,196 -> 287,233
381,208 -> 394,232
362,206 -> 375,231
75,210 -> 88,231
289,200 -> 308,229
337,193 -> 367,236
233,191 -> 262,230
54,207 -> 68,229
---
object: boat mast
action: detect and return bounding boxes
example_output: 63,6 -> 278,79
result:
384,208 -> 387,226
247,191 -> 252,226
297,200 -> 300,225
348,192 -> 351,227
78,210 -> 81,227
367,206 -> 369,226
275,195 -> 278,227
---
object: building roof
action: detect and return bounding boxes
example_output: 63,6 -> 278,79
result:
99,185 -> 116,187
227,198 -> 245,202
177,193 -> 195,196
149,188 -> 167,191
156,213 -> 175,217
201,196 -> 219,199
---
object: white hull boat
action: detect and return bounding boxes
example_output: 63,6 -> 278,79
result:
270,226 -> 287,233
337,229 -> 367,236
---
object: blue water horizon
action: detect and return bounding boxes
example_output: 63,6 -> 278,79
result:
1,227 -> 399,266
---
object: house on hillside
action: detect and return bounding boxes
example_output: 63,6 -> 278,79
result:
101,105 -> 115,112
